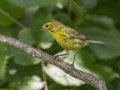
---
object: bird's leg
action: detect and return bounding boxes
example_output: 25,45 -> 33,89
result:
71,51 -> 77,67
55,50 -> 69,58
55,53 -> 68,57
54,50 -> 69,63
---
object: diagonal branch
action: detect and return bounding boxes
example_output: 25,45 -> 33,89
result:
0,34 -> 107,90
0,8 -> 27,29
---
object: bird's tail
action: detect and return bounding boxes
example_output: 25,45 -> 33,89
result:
84,39 -> 110,46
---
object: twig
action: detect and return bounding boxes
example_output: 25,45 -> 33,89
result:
41,61 -> 48,90
37,46 -> 48,90
67,0 -> 71,18
73,0 -> 87,14
0,34 -> 108,90
0,8 -> 27,28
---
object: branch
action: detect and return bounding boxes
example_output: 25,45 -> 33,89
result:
0,8 -> 27,28
0,34 -> 107,90
73,0 -> 87,14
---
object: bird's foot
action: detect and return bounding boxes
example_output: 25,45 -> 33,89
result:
54,55 -> 59,59
70,63 -> 74,68
54,55 -> 60,63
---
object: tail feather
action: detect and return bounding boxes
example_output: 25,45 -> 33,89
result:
84,39 -> 110,46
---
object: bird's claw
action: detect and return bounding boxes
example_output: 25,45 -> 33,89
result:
70,63 -> 74,68
54,55 -> 59,59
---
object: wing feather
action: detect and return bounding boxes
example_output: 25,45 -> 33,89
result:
63,26 -> 87,40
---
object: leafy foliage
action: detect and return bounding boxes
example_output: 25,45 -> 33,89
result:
0,0 -> 120,90
0,0 -> 24,27
8,0 -> 64,8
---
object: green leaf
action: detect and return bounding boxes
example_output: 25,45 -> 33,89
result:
80,84 -> 95,90
54,12 -> 72,27
76,50 -> 118,82
0,89 -> 14,90
0,44 -> 8,80
6,46 -> 19,57
17,76 -> 43,90
45,64 -> 84,86
80,27 -> 120,59
108,78 -> 120,90
78,15 -> 115,30
75,0 -> 98,9
0,0 -> 24,27
0,27 -> 12,36
71,0 -> 87,26
31,8 -> 53,43
18,28 -> 35,45
3,60 -> 42,85
39,32 -> 54,49
0,56 -> 9,80
89,15 -> 114,28
91,0 -> 120,29
8,0 -> 63,8
14,51 -> 40,66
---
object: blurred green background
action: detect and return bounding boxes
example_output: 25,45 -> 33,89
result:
0,0 -> 120,90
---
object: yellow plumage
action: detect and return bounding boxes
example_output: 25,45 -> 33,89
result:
40,20 -> 107,66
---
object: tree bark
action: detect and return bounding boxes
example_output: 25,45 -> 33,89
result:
0,34 -> 107,90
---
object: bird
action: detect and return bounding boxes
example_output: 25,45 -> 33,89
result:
39,20 -> 108,67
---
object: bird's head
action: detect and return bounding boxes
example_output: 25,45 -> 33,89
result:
39,20 -> 64,34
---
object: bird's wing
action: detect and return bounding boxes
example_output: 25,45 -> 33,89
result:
64,26 -> 87,40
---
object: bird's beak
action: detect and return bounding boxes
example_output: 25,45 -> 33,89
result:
37,28 -> 43,31
39,28 -> 43,30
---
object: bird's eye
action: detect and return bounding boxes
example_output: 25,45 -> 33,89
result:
46,24 -> 48,27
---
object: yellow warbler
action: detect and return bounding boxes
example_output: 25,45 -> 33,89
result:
39,20 -> 107,66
